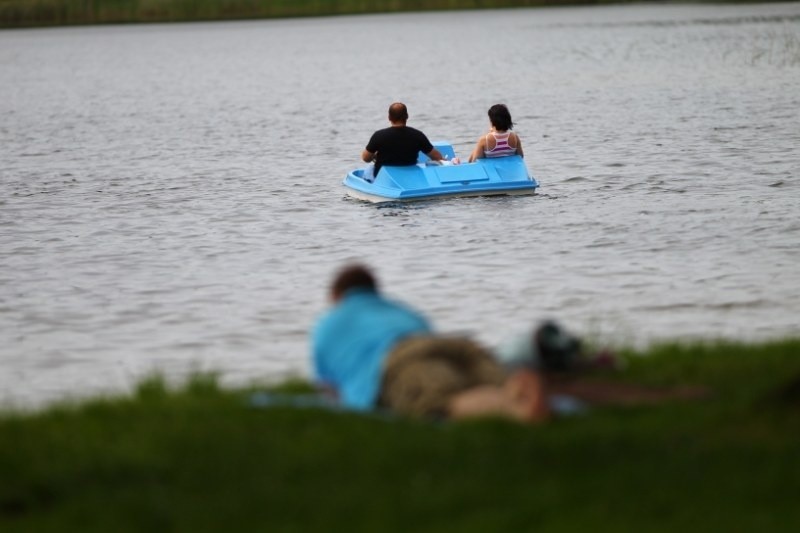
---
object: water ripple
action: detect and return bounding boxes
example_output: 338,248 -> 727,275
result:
2,3 -> 800,407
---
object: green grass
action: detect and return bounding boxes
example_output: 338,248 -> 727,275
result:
1,338 -> 799,532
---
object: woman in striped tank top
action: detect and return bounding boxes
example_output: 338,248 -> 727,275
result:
468,104 -> 525,163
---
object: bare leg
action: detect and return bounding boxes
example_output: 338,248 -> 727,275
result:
448,370 -> 550,423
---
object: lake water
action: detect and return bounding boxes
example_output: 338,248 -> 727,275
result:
2,3 -> 799,408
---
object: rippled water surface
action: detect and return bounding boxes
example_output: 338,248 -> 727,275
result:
2,3 -> 799,407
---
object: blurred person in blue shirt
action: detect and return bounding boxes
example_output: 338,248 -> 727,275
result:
311,264 -> 550,422
312,264 -> 432,410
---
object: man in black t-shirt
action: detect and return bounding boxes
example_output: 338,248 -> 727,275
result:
361,102 -> 444,176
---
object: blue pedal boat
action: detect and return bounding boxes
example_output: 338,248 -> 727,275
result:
343,142 -> 539,203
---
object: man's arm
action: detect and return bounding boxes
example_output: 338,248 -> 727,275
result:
363,131 -> 380,163
426,148 -> 444,161
312,320 -> 341,400
361,149 -> 376,163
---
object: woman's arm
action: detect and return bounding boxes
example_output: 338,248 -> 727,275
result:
468,136 -> 487,163
514,134 -> 524,158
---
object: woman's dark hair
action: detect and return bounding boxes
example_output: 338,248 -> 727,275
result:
488,104 -> 514,131
331,264 -> 378,300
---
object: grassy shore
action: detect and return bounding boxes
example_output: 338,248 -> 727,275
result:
0,0 -> 624,29
1,338 -> 799,531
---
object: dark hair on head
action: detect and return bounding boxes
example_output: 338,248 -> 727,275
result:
488,104 -> 514,131
388,102 -> 409,122
331,264 -> 378,300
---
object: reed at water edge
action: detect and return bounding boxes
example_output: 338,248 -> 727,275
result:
0,0 -> 602,28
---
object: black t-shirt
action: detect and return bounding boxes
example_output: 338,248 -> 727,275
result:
365,126 -> 434,175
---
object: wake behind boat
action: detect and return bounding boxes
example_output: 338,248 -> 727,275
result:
343,142 -> 539,203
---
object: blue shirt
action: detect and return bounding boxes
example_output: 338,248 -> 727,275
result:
312,288 -> 431,410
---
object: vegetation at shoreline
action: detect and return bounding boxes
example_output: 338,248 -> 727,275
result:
0,0 -> 634,29
2,0 -> 789,30
1,0 -> 791,29
1,338 -> 799,531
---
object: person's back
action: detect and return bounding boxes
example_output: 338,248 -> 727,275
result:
362,102 -> 443,176
367,125 -> 432,171
312,266 -> 431,410
484,130 -> 519,158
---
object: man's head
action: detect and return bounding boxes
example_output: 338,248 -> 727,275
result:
388,102 -> 409,124
330,264 -> 378,302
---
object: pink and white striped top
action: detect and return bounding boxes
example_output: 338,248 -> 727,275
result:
484,131 -> 517,158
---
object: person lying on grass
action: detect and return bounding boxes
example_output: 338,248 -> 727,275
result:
311,263 -> 706,423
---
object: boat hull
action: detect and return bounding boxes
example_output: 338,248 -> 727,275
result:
343,143 -> 538,203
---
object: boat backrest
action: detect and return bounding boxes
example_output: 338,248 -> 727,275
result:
417,141 -> 456,163
375,155 -> 530,189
